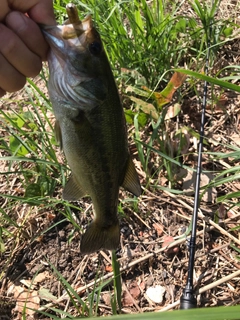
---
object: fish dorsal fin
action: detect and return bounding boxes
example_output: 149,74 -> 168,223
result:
55,120 -> 63,149
63,175 -> 87,201
122,157 -> 142,197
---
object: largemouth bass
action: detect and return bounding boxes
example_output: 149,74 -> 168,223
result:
42,4 -> 141,254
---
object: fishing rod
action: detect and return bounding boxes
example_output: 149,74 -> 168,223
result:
180,8 -> 214,310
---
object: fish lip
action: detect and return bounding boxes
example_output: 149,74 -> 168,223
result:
41,26 -> 66,68
40,14 -> 94,56
41,14 -> 93,42
41,25 -> 69,74
41,25 -> 64,46
41,24 -> 88,57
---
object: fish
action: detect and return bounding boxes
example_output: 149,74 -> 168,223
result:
42,3 -> 141,254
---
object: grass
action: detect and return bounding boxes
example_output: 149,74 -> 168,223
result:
0,0 -> 240,318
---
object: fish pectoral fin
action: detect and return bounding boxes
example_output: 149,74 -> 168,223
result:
122,157 -> 142,197
80,221 -> 120,254
54,120 -> 63,149
63,175 -> 87,201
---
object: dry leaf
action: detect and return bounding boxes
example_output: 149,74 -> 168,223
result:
146,72 -> 187,109
162,236 -> 179,255
47,213 -> 56,221
129,283 -> 141,300
153,223 -> 164,236
38,288 -> 58,302
14,286 -> 40,316
231,133 -> 240,146
130,96 -> 158,120
101,292 -> 112,306
122,282 -> 140,307
33,271 -> 50,284
105,265 -> 113,272
165,103 -> 181,120
122,291 -> 134,307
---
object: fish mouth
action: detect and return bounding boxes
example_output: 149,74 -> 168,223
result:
41,3 -> 99,63
42,25 -> 65,51
41,14 -> 94,67
42,15 -> 92,39
41,4 -> 93,48
41,4 -> 104,104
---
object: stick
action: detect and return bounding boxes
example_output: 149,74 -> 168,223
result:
39,211 -> 239,311
199,212 -> 240,246
159,269 -> 240,312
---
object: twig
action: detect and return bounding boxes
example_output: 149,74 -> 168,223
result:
159,269 -> 240,312
122,282 -> 142,312
173,242 -> 230,267
199,212 -> 240,246
219,250 -> 240,270
198,269 -> 240,295
38,227 -> 207,311
127,206 -> 151,229
39,212 -> 240,312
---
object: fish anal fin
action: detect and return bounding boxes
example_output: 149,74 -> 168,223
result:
63,175 -> 86,201
80,221 -> 120,254
55,120 -> 63,149
122,157 -> 142,197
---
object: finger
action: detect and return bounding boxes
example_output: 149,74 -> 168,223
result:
0,23 -> 42,78
0,88 -> 7,97
9,0 -> 56,25
0,2 -> 10,21
0,53 -> 26,92
6,11 -> 49,60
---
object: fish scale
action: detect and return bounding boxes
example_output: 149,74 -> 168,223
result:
42,4 -> 141,254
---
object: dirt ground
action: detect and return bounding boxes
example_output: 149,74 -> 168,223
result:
0,2 -> 240,319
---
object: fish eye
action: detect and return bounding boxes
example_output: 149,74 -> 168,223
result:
89,41 -> 102,55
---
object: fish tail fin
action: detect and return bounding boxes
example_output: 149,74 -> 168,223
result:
80,220 -> 120,254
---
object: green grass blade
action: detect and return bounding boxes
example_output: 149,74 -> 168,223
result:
174,69 -> 240,92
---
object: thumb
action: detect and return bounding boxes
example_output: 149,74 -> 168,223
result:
28,0 -> 56,25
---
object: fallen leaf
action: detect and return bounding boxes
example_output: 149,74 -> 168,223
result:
165,103 -> 181,120
153,223 -> 164,236
129,283 -> 141,300
146,285 -> 166,304
130,96 -> 158,120
101,292 -> 111,306
105,265 -> 113,272
162,236 -> 179,255
122,290 -> 134,307
47,213 -> 56,221
231,133 -> 240,146
218,203 -> 227,221
14,286 -> 40,316
38,288 -> 58,302
122,282 -> 141,307
33,271 -> 50,284
143,72 -> 187,109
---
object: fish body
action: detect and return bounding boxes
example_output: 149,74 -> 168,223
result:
42,4 -> 141,254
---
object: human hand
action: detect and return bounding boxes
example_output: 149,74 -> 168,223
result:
0,0 -> 56,97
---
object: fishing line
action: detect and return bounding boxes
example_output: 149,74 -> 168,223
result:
180,5 -> 214,310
